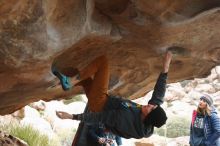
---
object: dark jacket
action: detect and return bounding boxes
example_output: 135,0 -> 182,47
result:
76,73 -> 167,139
190,108 -> 220,146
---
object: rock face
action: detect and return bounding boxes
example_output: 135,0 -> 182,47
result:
0,0 -> 220,115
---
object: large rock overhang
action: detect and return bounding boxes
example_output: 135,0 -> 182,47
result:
0,0 -> 220,115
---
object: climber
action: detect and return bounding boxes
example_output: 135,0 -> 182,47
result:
53,51 -> 172,139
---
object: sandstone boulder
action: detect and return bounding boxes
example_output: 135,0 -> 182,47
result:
0,0 -> 220,115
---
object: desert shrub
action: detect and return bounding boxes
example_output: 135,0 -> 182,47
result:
154,115 -> 190,138
0,122 -> 60,146
56,128 -> 77,146
10,124 -> 49,146
180,80 -> 191,88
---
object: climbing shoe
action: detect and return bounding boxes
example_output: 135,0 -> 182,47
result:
51,64 -> 72,91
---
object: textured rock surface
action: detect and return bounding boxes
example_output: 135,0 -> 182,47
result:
0,0 -> 220,115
